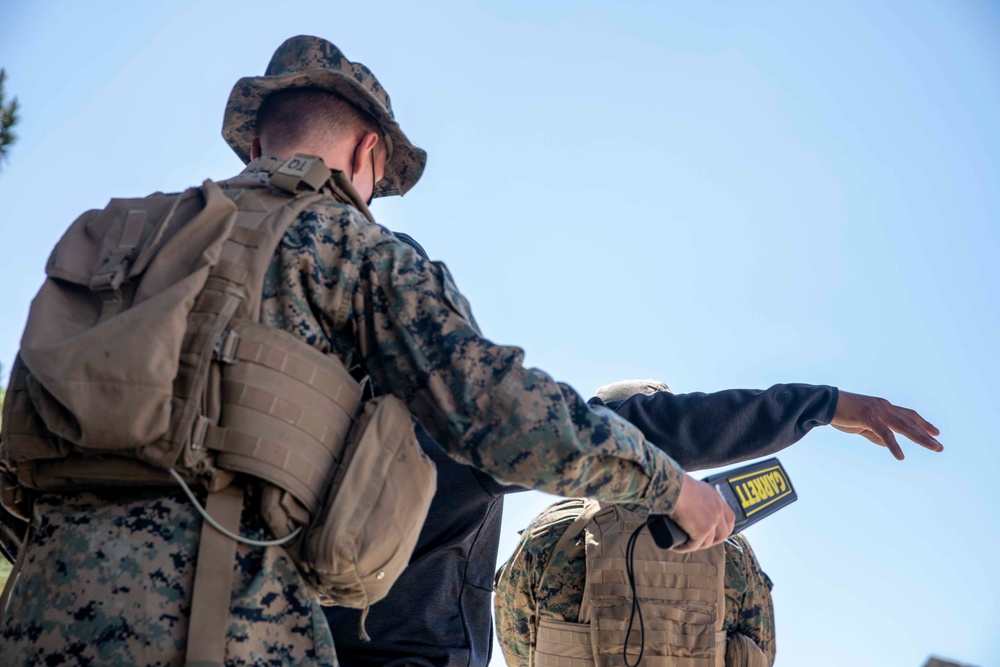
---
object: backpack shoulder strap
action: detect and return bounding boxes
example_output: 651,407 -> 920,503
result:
212,154 -> 364,323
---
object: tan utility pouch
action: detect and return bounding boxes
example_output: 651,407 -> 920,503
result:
289,393 -> 436,632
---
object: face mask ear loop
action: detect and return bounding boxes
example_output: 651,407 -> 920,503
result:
367,147 -> 376,206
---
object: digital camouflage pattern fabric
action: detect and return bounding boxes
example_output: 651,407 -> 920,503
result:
243,157 -> 686,510
0,490 -> 337,666
494,498 -> 776,666
1,159 -> 686,665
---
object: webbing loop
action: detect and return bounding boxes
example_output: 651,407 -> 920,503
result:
214,329 -> 241,365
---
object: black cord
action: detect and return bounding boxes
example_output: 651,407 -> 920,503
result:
623,517 -> 651,666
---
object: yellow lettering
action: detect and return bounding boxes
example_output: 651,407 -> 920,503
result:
769,474 -> 779,496
735,483 -> 751,509
773,471 -> 787,493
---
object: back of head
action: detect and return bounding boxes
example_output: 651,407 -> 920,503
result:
256,87 -> 380,157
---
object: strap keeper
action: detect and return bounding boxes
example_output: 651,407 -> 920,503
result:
191,416 -> 212,451
89,252 -> 130,293
91,253 -> 130,323
214,329 -> 241,365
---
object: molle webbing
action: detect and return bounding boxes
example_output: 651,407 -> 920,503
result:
534,619 -> 595,667
583,505 -> 726,667
203,320 -> 361,515
161,186 -> 332,490
532,502 -> 727,667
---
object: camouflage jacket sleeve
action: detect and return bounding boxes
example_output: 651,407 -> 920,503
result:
355,222 -> 685,510
285,201 -> 685,513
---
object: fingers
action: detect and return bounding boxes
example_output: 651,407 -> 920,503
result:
673,533 -> 709,553
669,476 -> 733,553
674,527 -> 722,553
884,410 -> 944,452
674,511 -> 731,552
856,429 -> 885,447
875,421 -> 904,460
900,406 -> 940,437
719,502 -> 735,541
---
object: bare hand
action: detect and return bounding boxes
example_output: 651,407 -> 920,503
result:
668,474 -> 735,552
831,391 -> 943,460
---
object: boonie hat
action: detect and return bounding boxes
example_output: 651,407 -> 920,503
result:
222,35 -> 426,197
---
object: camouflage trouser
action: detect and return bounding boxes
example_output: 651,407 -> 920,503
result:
723,533 -> 776,661
0,490 -> 338,667
494,499 -> 775,666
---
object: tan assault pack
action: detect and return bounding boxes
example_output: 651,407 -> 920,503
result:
532,501 -> 767,667
0,155 -> 437,662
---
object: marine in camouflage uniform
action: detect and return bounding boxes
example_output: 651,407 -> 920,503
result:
0,37 -> 687,666
493,498 -> 776,667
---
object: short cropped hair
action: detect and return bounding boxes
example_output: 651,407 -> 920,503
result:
255,87 -> 381,152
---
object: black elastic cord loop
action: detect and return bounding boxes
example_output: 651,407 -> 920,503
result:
623,517 -> 652,667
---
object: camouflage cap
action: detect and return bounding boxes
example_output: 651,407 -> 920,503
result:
594,379 -> 673,403
222,35 -> 426,198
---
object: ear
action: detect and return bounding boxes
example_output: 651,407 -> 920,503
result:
360,131 -> 380,155
251,138 -> 262,160
352,132 -> 379,173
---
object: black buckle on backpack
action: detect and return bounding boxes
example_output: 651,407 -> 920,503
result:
214,329 -> 241,365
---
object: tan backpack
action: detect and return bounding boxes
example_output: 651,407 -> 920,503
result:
0,155 -> 437,662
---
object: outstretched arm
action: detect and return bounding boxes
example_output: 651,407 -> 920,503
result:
596,385 -> 942,469
594,384 -> 838,471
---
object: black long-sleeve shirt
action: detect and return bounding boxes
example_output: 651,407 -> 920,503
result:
591,383 -> 839,472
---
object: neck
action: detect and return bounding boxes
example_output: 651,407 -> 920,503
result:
256,148 -> 376,225
260,138 -> 354,174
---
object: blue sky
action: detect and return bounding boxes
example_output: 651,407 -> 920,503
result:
1,2 -> 997,665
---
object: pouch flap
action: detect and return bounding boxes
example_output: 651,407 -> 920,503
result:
45,192 -> 189,287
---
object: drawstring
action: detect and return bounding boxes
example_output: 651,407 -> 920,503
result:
623,517 -> 652,667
